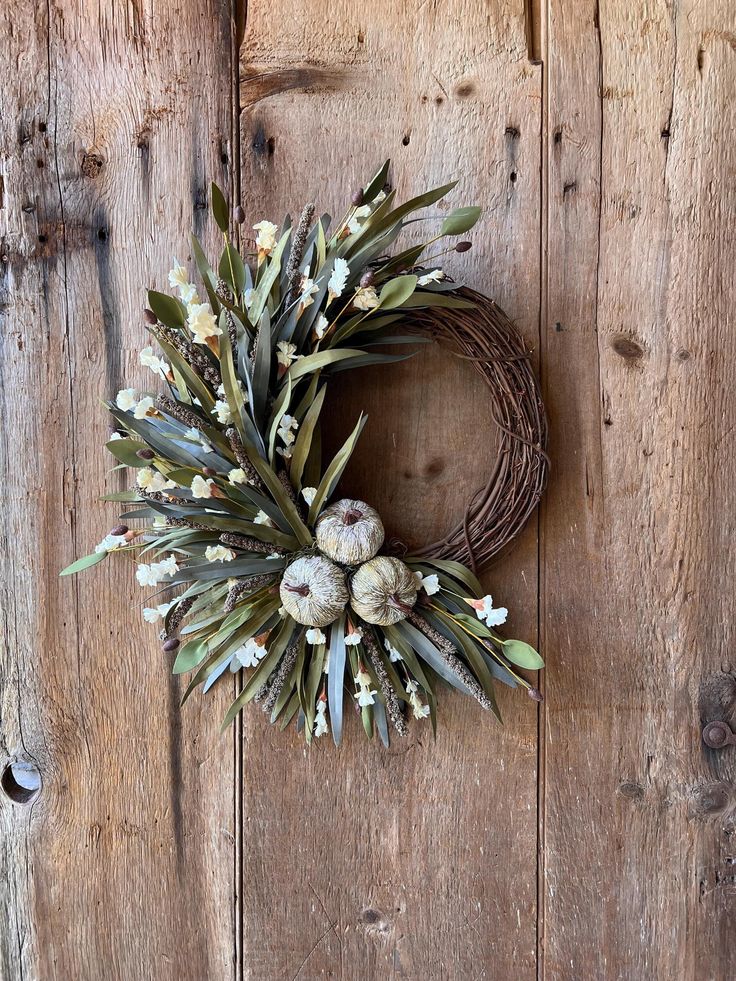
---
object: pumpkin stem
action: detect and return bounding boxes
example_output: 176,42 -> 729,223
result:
342,507 -> 364,526
284,583 -> 311,597
388,593 -> 413,615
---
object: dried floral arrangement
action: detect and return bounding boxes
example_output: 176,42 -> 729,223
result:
61,162 -> 546,745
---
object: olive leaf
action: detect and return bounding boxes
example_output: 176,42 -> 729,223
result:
378,274 -> 418,310
290,385 -> 325,491
308,413 -> 367,523
440,206 -> 482,236
502,639 -> 544,669
210,182 -> 229,233
59,551 -> 108,576
148,290 -> 186,328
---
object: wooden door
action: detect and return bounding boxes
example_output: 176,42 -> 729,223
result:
1,1 -> 734,978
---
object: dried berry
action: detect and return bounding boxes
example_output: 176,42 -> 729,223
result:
233,205 -> 245,224
203,466 -> 217,477
136,448 -> 155,460
143,308 -> 157,324
455,240 -> 472,253
359,270 -> 375,288
351,189 -> 364,207
110,524 -> 128,536
162,638 -> 180,653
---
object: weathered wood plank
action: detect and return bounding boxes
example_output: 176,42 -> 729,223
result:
541,0 -> 736,976
0,3 -> 238,978
238,1 -> 543,977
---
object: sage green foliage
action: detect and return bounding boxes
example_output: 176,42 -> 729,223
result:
60,162 -> 542,745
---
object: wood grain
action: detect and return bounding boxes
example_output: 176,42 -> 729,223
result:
541,0 -> 736,977
238,1 -> 543,977
0,3 -> 238,978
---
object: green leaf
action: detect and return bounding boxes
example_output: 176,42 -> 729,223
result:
285,348 -> 368,383
106,437 -> 146,467
267,374 -> 292,464
148,290 -> 185,328
328,614 -> 347,745
173,638 -> 209,674
218,325 -> 248,441
308,413 -> 367,523
502,639 -> 544,670
399,292 -> 475,310
378,274 -> 418,310
191,234 -> 222,314
220,617 -> 297,729
251,309 -> 272,428
406,557 -> 484,597
290,385 -> 325,491
239,435 -> 313,546
211,182 -> 229,233
440,206 -> 482,236
248,230 -> 290,326
218,243 -> 246,296
362,160 -> 390,203
59,551 -> 108,576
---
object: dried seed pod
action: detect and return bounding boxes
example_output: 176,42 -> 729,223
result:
279,555 -> 349,627
349,556 -> 418,626
315,499 -> 385,565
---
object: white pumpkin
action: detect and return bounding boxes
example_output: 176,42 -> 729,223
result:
279,555 -> 349,627
349,556 -> 418,626
315,499 -> 385,565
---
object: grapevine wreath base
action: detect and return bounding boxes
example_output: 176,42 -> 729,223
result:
62,163 -> 548,745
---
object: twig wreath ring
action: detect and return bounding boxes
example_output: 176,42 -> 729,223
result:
62,161 -> 548,746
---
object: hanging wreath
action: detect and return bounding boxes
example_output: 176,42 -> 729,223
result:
62,162 -> 547,745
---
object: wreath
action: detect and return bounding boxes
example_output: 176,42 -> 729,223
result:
62,162 -> 547,745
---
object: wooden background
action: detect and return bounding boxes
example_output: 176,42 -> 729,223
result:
1,0 -> 735,977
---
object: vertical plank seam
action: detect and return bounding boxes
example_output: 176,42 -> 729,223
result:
536,0 -> 551,977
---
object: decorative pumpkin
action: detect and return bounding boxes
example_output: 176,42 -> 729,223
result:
315,498 -> 385,565
349,556 -> 418,626
279,555 -> 349,627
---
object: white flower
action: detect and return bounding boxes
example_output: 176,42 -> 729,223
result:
345,627 -> 363,646
306,627 -> 326,645
135,555 -> 178,588
276,445 -> 293,460
168,260 -> 190,293
142,601 -> 174,624
354,669 -> 377,707
314,700 -> 329,737
406,679 -> 431,719
205,545 -> 236,563
277,413 -> 298,446
301,486 -> 317,506
133,396 -> 155,420
191,475 -> 215,498
299,266 -> 319,308
353,286 -> 380,310
108,432 -> 123,441
278,605 -> 287,618
228,468 -> 249,486
136,468 -> 176,493
414,571 -> 441,595
384,639 -> 402,662
254,510 -> 273,526
116,388 -> 138,411
327,258 -> 349,301
233,636 -> 268,669
253,220 -> 278,256
211,399 -> 233,425
139,346 -> 170,377
314,314 -> 329,339
187,302 -> 221,345
276,340 -> 298,368
466,594 -> 508,627
266,552 -> 282,559
183,428 -> 213,453
417,268 -> 446,286
347,204 -> 371,234
323,650 -> 330,674
94,533 -> 127,554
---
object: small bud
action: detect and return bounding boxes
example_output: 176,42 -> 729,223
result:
162,637 -> 180,653
203,466 -> 217,477
351,189 -> 364,207
528,687 -> 544,702
143,308 -> 157,324
233,205 -> 245,224
110,524 -> 128,536
455,240 -> 472,253
136,448 -> 155,460
359,270 -> 375,288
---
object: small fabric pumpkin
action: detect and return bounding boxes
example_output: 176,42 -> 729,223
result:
315,498 -> 385,565
349,556 -> 418,626
279,555 -> 349,627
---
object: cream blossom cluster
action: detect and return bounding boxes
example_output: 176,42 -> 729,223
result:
205,545 -> 236,563
353,286 -> 379,311
191,475 -> 216,498
228,468 -> 250,486
276,341 -> 299,369
346,190 -> 386,234
183,427 -> 213,453
314,314 -> 329,339
465,595 -> 508,627
139,346 -> 170,378
143,601 -> 175,623
345,626 -> 363,646
276,414 -> 298,459
414,571 -> 440,595
253,220 -> 278,259
354,669 -> 377,707
94,532 -> 128,554
384,639 -> 402,662
254,510 -> 274,527
136,468 -> 176,493
299,266 -> 319,309
417,268 -> 446,286
301,486 -> 317,506
306,627 -> 326,645
168,259 -> 199,305
136,555 -> 179,588
406,679 -> 431,719
115,389 -> 155,420
187,302 -> 221,345
313,699 -> 329,737
327,258 -> 349,302
232,635 -> 268,668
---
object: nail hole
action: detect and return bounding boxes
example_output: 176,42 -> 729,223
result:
510,171 -> 517,183
1,761 -> 42,805
97,227 -> 108,242
38,121 -> 47,133
401,133 -> 410,146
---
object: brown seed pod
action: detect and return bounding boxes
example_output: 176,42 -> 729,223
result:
349,556 -> 418,626
279,555 -> 349,627
315,499 -> 385,565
